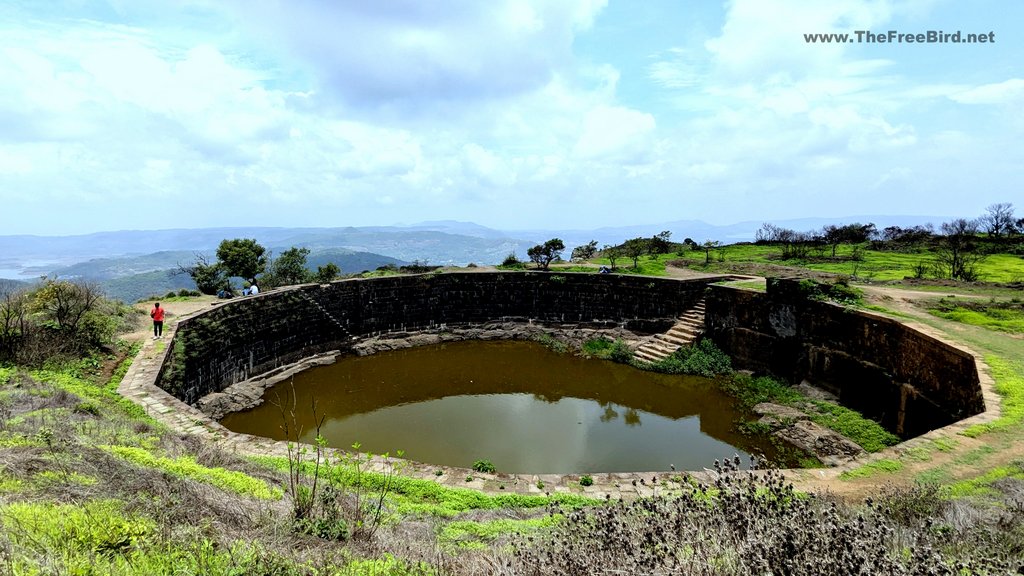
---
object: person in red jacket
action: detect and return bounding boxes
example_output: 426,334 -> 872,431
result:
150,302 -> 165,339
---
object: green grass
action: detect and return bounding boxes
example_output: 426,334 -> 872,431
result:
954,445 -> 996,466
839,459 -> 904,480
1,499 -> 154,558
964,355 -> 1024,436
662,242 -> 1024,283
929,301 -> 1024,334
30,368 -> 158,426
940,463 -> 1024,500
252,456 -> 599,518
718,374 -> 897,454
102,445 -> 283,500
806,401 -> 900,453
438,516 -> 560,550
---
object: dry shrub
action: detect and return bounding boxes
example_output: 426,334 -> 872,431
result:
510,458 -> 1024,576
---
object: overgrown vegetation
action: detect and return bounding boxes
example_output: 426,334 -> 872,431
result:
515,460 -> 1024,575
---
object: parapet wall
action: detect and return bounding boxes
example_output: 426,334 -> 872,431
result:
158,272 -> 715,404
705,278 -> 984,437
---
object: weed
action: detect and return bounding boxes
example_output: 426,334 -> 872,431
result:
579,475 -> 593,487
472,459 -> 496,474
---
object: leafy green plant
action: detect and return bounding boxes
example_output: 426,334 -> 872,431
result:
472,459 -> 496,473
642,339 -> 732,377
579,475 -> 593,487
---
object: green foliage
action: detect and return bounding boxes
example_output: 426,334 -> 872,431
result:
581,337 -> 613,357
216,238 -> 267,283
719,373 -> 804,409
579,475 -> 594,487
796,278 -> 863,305
806,401 -> 900,452
472,459 -> 496,473
267,246 -> 313,287
607,339 -> 633,364
642,339 -> 732,377
570,240 -> 598,262
1,499 -> 154,556
182,254 -> 229,295
621,237 -> 649,269
315,262 -> 342,283
527,238 -> 565,270
101,445 -> 282,500
532,333 -> 568,354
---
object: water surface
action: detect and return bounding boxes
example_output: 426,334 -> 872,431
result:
221,340 -> 779,473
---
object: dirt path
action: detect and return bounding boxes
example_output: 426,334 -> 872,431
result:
124,297 -> 219,343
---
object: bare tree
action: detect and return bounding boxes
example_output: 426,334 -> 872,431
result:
936,219 -> 985,281
979,203 -> 1015,237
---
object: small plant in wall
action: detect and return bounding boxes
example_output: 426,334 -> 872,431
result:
579,475 -> 594,487
472,459 -> 496,473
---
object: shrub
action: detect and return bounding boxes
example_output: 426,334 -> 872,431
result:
644,339 -> 732,377
579,475 -> 594,487
472,460 -> 496,474
608,340 -> 633,364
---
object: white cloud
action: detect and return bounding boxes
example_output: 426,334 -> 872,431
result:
573,105 -> 656,163
949,79 -> 1024,105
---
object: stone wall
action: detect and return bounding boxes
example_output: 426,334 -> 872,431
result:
705,278 -> 984,437
158,272 -> 715,404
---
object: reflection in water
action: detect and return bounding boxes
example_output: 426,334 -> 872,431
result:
221,340 -> 782,473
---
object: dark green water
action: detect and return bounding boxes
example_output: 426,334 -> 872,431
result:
221,340 -> 781,473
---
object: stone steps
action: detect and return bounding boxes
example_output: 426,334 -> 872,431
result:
633,297 -> 707,363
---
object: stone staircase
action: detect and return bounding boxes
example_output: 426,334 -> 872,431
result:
633,297 -> 706,363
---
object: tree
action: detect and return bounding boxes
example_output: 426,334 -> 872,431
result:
216,238 -> 267,285
269,247 -> 312,287
701,240 -> 722,265
822,223 -> 876,257
648,230 -> 672,255
602,244 -> 621,269
622,237 -> 649,269
980,203 -> 1015,237
178,253 -> 228,295
314,263 -> 341,284
527,238 -> 565,270
571,240 -> 598,262
31,279 -> 103,334
936,219 -> 984,281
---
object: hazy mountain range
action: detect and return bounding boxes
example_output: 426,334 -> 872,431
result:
0,215 -> 944,302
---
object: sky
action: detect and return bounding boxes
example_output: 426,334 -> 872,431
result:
0,0 -> 1021,236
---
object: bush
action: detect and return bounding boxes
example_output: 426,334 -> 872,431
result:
608,340 -> 634,364
579,475 -> 593,487
472,460 -> 496,474
644,339 -> 732,377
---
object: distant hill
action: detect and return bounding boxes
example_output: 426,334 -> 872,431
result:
0,278 -> 29,294
42,248 -> 407,303
0,216 -> 949,283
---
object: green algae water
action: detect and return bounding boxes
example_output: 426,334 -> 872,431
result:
221,340 -> 782,473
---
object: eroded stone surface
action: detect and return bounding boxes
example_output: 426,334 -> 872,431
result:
776,420 -> 865,466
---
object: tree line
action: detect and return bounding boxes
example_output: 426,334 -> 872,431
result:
179,239 -> 341,295
754,202 -> 1021,281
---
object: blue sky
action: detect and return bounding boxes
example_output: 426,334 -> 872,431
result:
1,0 -> 1021,235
